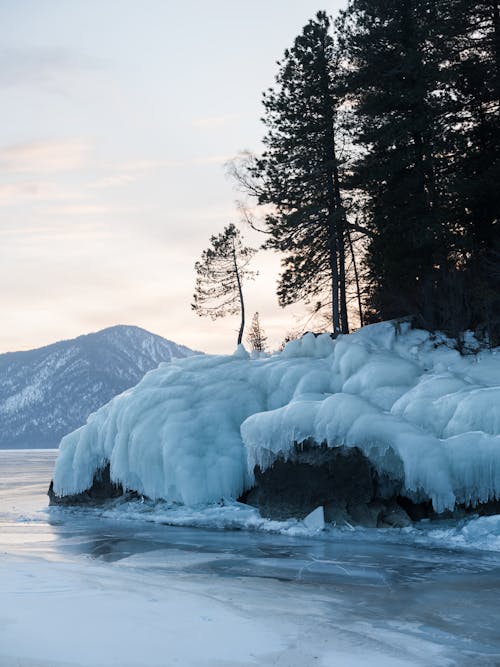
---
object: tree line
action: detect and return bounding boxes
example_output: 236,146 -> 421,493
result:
194,1 -> 500,347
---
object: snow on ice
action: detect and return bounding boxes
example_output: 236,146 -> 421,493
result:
52,321 -> 500,514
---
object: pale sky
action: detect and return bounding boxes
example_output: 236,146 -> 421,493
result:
1,0 -> 346,354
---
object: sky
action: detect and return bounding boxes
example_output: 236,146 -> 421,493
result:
1,0 -> 346,354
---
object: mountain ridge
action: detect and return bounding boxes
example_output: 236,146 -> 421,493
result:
0,325 -> 199,449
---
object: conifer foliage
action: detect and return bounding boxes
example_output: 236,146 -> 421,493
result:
343,0 -> 453,329
247,312 -> 268,352
249,11 -> 351,336
192,224 -> 256,345
343,0 -> 500,341
228,3 -> 499,343
440,0 -> 500,339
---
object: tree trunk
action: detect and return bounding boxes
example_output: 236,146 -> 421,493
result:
332,170 -> 349,334
319,38 -> 344,336
347,226 -> 364,327
329,228 -> 340,336
232,242 -> 245,345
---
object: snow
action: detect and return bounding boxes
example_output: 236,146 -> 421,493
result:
52,321 -> 500,514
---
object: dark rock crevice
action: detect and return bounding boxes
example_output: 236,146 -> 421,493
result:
239,442 -> 500,526
239,443 -> 413,527
48,464 -> 138,506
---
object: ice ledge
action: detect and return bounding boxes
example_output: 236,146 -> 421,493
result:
50,322 -> 500,519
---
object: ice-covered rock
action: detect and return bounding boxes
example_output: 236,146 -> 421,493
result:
51,322 -> 500,518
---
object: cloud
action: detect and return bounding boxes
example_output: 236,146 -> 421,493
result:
192,114 -> 242,130
0,181 -> 76,206
115,159 -> 165,172
87,174 -> 136,189
192,154 -> 231,165
0,140 -> 91,174
45,204 -> 112,216
92,155 -> 232,189
113,154 -> 232,173
0,222 -> 110,243
0,46 -> 98,94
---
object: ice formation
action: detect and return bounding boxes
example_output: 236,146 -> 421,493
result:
52,321 -> 500,513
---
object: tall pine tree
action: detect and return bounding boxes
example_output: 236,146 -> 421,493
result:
440,0 -> 500,340
250,11 -> 352,335
343,0 -> 500,340
343,0 -> 454,331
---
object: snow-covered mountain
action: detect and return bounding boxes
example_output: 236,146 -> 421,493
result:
0,325 -> 198,449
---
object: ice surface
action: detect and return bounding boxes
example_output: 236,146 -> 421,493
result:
4,451 -> 500,667
53,321 -> 500,513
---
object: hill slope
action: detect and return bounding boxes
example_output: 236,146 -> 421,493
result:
0,325 -> 198,449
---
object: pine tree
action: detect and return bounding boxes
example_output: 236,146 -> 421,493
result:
440,0 -> 500,340
343,0 -> 456,330
192,224 -> 256,345
248,11 -> 353,336
343,0 -> 500,339
246,312 -> 268,352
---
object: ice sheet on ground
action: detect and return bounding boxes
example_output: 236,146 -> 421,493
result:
49,496 -> 500,554
3,451 -> 500,667
1,553 -> 455,667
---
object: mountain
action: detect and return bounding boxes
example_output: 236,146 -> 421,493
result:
0,325 -> 199,449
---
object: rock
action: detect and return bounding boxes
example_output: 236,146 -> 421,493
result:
348,501 -> 383,528
241,443 -> 376,522
324,501 -> 351,526
397,496 -> 433,521
48,464 -> 134,506
378,501 -> 412,528
241,442 -> 424,528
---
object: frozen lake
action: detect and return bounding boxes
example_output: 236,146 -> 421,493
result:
1,450 -> 500,666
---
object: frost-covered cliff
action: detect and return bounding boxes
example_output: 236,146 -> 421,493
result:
52,322 -> 500,515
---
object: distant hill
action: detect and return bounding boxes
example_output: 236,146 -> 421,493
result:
0,325 -> 199,449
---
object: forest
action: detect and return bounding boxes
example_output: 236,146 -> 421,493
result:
196,0 -> 500,348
